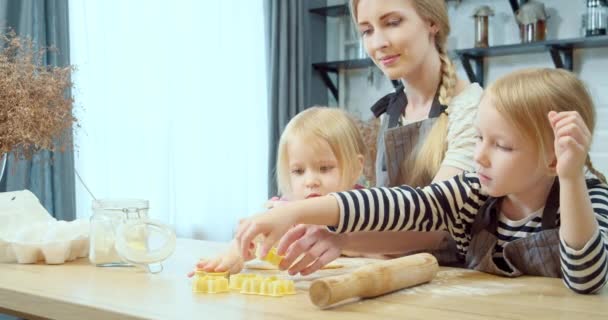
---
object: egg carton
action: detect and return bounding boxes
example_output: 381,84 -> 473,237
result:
0,190 -> 90,264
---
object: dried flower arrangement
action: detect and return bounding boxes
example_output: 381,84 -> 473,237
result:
0,31 -> 76,160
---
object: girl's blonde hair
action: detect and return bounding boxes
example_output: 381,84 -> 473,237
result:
350,0 -> 457,186
276,107 -> 366,196
489,68 -> 606,183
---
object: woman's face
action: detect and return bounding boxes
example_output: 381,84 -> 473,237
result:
355,0 -> 438,80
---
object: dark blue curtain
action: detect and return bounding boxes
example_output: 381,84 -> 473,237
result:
0,0 -> 75,222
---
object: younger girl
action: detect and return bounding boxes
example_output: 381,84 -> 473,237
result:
192,106 -> 365,274
236,68 -> 608,294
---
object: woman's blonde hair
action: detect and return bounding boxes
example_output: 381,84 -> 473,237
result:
350,0 -> 457,186
276,107 -> 366,196
488,68 -> 606,183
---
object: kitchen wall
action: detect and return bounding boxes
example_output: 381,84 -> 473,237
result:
322,0 -> 608,174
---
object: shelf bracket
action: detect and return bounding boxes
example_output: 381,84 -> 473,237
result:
548,46 -> 574,71
459,54 -> 484,87
313,65 -> 339,101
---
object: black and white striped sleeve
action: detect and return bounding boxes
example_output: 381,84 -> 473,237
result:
560,183 -> 608,294
327,172 -> 485,234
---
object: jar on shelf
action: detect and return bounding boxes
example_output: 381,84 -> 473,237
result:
89,199 -> 176,273
516,1 -> 549,43
585,0 -> 607,36
472,5 -> 495,48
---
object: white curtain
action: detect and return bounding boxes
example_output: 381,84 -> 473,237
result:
69,0 -> 268,241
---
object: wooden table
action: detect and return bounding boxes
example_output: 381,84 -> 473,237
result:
0,239 -> 607,320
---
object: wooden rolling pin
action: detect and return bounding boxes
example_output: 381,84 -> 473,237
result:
309,253 -> 439,308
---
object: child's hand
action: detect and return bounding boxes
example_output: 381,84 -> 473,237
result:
194,253 -> 244,275
186,240 -> 253,277
548,111 -> 591,180
236,207 -> 296,260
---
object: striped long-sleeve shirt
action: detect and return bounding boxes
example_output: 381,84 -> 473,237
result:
329,172 -> 608,294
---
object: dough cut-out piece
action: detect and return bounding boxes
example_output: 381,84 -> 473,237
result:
237,275 -> 296,297
192,270 -> 230,293
257,246 -> 283,266
228,273 -> 257,290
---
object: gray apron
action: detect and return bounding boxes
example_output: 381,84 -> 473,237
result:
370,87 -> 460,265
465,180 -> 562,277
372,86 -> 447,188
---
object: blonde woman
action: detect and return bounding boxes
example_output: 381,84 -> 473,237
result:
273,0 -> 483,275
238,68 -> 608,294
190,107 -> 365,274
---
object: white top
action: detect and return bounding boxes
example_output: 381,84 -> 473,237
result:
442,83 -> 484,171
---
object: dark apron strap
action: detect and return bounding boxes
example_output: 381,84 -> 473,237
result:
472,177 -> 560,235
541,179 -> 559,230
385,88 -> 447,128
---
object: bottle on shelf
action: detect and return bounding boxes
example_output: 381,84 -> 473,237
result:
585,0 -> 607,36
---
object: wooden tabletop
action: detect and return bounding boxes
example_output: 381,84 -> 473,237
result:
0,238 -> 607,320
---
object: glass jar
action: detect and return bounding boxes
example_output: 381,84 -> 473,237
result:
474,16 -> 489,48
586,0 -> 607,36
89,199 -> 175,273
473,6 -> 494,48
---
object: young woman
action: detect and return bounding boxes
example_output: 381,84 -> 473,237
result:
273,0 -> 484,275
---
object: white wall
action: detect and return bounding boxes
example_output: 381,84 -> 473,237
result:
69,0 -> 269,241
324,0 -> 608,174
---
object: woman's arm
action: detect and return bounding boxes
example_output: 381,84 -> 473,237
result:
437,83 -> 483,178
433,165 -> 465,183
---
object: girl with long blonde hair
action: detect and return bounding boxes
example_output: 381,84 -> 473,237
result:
237,68 -> 608,294
191,107 -> 365,274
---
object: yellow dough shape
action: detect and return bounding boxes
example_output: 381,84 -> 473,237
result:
192,270 -> 230,293
231,274 -> 296,297
257,246 -> 284,266
253,245 -> 343,270
229,273 -> 258,290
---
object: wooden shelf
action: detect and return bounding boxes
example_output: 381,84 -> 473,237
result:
313,58 -> 374,70
312,59 -> 373,100
309,1 -> 463,17
312,59 -> 400,100
456,35 -> 608,86
309,4 -> 350,17
310,1 -> 602,95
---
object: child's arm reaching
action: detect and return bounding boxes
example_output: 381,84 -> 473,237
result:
237,196 -> 341,258
236,174 -> 485,259
549,111 -> 608,294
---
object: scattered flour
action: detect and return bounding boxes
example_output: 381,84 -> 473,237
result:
398,269 -> 526,296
